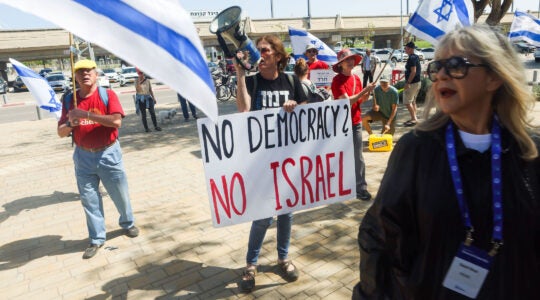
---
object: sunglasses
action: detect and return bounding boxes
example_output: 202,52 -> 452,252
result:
306,49 -> 318,54
257,47 -> 271,54
427,56 -> 488,82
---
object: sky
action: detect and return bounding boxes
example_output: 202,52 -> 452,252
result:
0,0 -> 538,29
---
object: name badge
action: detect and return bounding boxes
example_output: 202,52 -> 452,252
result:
443,244 -> 493,299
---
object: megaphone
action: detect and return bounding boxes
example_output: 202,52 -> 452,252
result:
209,6 -> 260,71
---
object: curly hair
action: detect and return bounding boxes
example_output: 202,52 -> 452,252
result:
255,35 -> 288,72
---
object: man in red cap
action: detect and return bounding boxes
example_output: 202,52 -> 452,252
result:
331,49 -> 375,201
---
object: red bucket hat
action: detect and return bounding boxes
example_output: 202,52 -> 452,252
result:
332,49 -> 362,73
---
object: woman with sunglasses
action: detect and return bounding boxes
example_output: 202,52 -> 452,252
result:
234,35 -> 307,292
353,25 -> 539,299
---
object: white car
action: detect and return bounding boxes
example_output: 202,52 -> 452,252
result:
119,67 -> 138,86
97,70 -> 110,88
102,68 -> 119,83
421,47 -> 435,60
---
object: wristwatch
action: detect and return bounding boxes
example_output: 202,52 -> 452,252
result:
65,121 -> 72,128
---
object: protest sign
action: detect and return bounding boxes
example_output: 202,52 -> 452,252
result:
197,100 -> 355,227
310,69 -> 335,87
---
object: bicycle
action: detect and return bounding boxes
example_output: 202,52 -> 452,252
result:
212,69 -> 232,102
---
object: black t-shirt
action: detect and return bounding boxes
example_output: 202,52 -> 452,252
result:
405,54 -> 421,83
246,73 -> 307,111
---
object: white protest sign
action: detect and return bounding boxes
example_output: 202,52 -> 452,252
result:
197,100 -> 356,227
310,69 -> 335,87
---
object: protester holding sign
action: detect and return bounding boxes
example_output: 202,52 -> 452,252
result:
353,25 -> 540,299
235,34 -> 307,292
331,49 -> 375,201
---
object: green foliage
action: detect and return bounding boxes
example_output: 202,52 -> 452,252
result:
393,77 -> 432,104
413,40 -> 433,49
533,84 -> 540,101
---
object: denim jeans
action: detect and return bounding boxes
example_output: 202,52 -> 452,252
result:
246,213 -> 293,265
73,141 -> 135,245
353,123 -> 367,194
137,94 -> 158,129
177,94 -> 197,120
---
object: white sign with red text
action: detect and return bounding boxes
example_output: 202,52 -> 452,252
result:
197,100 -> 355,227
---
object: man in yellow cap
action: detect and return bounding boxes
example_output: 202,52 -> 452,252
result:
57,59 -> 139,259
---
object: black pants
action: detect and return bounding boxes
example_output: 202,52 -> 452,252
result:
363,71 -> 373,88
138,99 -> 158,130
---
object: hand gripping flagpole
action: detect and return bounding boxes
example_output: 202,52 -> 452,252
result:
69,32 -> 78,107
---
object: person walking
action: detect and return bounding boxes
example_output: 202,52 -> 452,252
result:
57,59 -> 139,260
135,68 -> 161,132
331,49 -> 375,201
177,93 -> 198,121
353,25 -> 540,299
403,41 -> 422,127
362,75 -> 399,135
235,34 -> 307,293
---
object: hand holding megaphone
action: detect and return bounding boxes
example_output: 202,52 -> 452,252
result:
209,6 -> 260,71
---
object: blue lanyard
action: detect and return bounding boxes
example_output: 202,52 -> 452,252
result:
445,118 -> 504,254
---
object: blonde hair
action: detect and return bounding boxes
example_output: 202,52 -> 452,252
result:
417,24 -> 538,160
294,58 -> 309,77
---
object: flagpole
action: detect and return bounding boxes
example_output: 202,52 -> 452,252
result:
69,33 -> 78,107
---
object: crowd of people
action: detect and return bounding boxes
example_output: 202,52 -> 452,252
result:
56,24 -> 538,298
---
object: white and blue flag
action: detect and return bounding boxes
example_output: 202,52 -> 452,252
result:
288,27 -> 337,64
9,58 -> 62,119
0,0 -> 218,122
508,11 -> 540,47
405,0 -> 474,46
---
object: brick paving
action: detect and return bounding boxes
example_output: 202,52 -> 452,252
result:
1,97 -> 538,299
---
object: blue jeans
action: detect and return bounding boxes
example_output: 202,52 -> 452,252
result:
246,213 -> 293,265
177,94 -> 197,120
73,141 -> 135,245
353,123 -> 367,194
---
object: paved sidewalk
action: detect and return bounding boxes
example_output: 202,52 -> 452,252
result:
0,99 -> 538,300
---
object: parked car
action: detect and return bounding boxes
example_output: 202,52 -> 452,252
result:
535,49 -> 540,62
0,77 -> 7,94
46,73 -> 69,93
13,76 -> 28,92
420,47 -> 435,60
513,41 -> 536,54
38,68 -> 53,77
374,49 -> 407,63
102,68 -> 119,83
119,67 -> 138,86
97,70 -> 111,88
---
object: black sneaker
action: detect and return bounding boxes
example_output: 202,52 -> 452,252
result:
145,128 -> 151,133
125,226 -> 139,238
83,244 -> 103,259
155,127 -> 162,131
358,189 -> 372,201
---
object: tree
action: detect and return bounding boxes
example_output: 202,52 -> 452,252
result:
472,0 -> 513,25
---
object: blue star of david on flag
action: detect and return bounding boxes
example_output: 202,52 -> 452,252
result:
405,0 -> 474,46
433,0 -> 453,22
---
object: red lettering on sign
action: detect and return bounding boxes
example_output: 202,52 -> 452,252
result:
209,173 -> 247,224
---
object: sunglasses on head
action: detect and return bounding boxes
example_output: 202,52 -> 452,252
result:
257,47 -> 271,54
427,56 -> 488,82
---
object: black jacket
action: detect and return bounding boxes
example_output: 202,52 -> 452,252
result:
353,125 -> 540,299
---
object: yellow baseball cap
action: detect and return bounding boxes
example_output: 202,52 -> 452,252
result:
74,59 -> 97,72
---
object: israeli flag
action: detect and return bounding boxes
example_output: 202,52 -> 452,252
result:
406,0 -> 474,46
9,58 -> 62,120
288,27 -> 337,64
508,11 -> 540,47
0,0 -> 217,122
